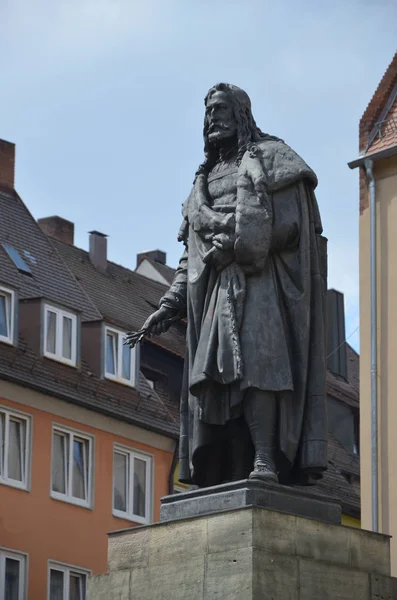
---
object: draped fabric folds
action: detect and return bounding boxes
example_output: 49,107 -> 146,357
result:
161,139 -> 328,487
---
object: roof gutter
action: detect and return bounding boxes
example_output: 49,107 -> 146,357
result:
348,144 -> 397,169
0,369 -> 179,441
347,148 -> 397,533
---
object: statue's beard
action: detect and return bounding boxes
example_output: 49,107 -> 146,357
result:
208,122 -> 236,145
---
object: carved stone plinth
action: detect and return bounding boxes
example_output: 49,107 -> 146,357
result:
88,502 -> 397,599
160,479 -> 342,524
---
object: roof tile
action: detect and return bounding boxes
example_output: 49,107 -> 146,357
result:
51,238 -> 186,357
0,192 -> 100,321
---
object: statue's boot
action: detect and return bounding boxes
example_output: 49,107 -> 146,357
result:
243,389 -> 278,483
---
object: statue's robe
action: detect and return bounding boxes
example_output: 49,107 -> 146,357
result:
161,139 -> 328,487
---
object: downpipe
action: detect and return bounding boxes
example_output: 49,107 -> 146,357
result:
364,158 -> 378,533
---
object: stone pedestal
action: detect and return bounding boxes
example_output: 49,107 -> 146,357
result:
160,479 -> 342,524
88,502 -> 397,599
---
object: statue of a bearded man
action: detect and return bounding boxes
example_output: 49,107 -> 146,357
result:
135,84 -> 328,488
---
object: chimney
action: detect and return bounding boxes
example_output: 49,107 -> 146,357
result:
327,289 -> 348,380
38,216 -> 75,245
89,231 -> 108,271
0,139 -> 16,193
136,249 -> 167,268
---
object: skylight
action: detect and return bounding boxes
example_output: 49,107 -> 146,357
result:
2,243 -> 32,275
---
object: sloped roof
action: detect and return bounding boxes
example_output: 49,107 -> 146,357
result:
346,344 -> 359,394
152,260 -> 177,284
137,256 -> 177,285
327,344 -> 359,408
0,333 -> 178,437
0,189 -> 178,437
323,346 -> 360,517
366,97 -> 397,155
50,238 -> 186,357
294,434 -> 360,517
360,51 -> 397,153
0,191 -> 100,321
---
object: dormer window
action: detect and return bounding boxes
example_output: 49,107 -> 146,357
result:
0,286 -> 15,345
44,305 -> 77,366
105,326 -> 136,387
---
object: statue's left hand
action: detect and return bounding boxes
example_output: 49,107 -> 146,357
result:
212,233 -> 235,251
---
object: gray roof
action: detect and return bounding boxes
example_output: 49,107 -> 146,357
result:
51,238 -> 186,357
0,190 -> 178,438
297,433 -> 360,517
0,191 -> 100,321
138,257 -> 177,285
0,333 -> 178,438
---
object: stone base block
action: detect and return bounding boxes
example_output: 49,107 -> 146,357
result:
88,506 -> 397,600
160,479 -> 342,524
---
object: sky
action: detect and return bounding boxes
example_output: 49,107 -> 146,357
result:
1,0 -> 396,353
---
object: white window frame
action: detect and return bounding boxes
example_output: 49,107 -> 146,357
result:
44,304 -> 77,367
0,406 -> 31,491
0,286 -> 15,345
0,547 -> 28,600
104,326 -> 136,387
50,425 -> 93,509
112,444 -> 152,525
47,560 -> 90,600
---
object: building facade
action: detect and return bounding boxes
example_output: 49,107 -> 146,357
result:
349,52 -> 397,573
0,139 -> 181,599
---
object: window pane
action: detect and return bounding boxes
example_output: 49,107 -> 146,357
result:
113,452 -> 127,512
8,418 -> 25,481
46,310 -> 57,354
72,438 -> 87,500
50,569 -> 64,600
121,341 -> 131,380
0,294 -> 9,338
70,573 -> 85,600
52,432 -> 68,494
133,457 -> 147,518
5,558 -> 20,600
62,316 -> 73,360
106,332 -> 117,375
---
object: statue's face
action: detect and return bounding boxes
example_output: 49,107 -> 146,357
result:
206,91 -> 237,144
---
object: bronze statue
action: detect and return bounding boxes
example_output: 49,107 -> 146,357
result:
129,84 -> 328,488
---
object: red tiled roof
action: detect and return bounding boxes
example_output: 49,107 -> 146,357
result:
360,51 -> 397,153
365,97 -> 397,155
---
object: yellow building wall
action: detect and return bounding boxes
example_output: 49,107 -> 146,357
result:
359,155 -> 397,575
341,515 -> 361,529
173,461 -> 189,490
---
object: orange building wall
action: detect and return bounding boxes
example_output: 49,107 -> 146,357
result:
0,395 -> 174,599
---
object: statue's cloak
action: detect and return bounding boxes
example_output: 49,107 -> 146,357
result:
161,139 -> 328,486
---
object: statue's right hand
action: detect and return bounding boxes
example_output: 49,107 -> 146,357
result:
142,305 -> 179,336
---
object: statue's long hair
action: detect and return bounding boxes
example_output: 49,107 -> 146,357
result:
195,83 -> 281,179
